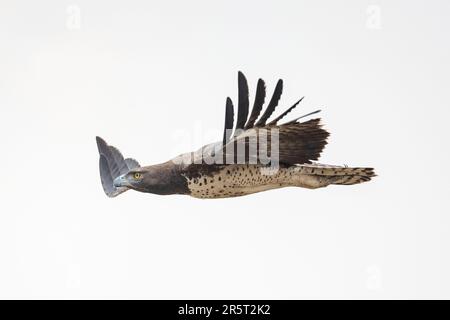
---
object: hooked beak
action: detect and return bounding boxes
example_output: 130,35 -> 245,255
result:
113,174 -> 131,188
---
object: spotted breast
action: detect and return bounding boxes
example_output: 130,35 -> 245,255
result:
182,164 -> 375,199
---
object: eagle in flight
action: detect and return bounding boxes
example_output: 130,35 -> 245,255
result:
96,72 -> 375,199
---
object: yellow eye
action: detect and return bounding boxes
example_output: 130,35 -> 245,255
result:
133,172 -> 142,180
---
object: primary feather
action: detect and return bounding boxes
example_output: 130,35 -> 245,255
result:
223,97 -> 234,145
245,79 -> 266,129
235,71 -> 249,133
255,79 -> 283,127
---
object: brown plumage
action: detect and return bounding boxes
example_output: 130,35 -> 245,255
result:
96,72 -> 375,198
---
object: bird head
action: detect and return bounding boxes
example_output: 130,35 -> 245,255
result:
113,162 -> 184,195
113,169 -> 149,191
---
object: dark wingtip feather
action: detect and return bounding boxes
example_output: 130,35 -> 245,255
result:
235,71 -> 249,131
268,96 -> 305,126
245,78 -> 266,129
223,97 -> 235,145
255,79 -> 283,127
284,109 -> 322,125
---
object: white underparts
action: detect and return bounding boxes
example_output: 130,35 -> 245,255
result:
184,164 -> 331,199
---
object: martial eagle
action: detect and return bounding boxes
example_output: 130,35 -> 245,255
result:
96,72 -> 375,198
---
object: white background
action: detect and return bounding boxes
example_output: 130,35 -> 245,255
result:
1,0 -> 449,299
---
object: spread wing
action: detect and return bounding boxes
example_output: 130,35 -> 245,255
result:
206,72 -> 329,165
96,136 -> 140,197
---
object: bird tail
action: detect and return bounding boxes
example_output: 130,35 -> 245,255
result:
298,164 -> 376,186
